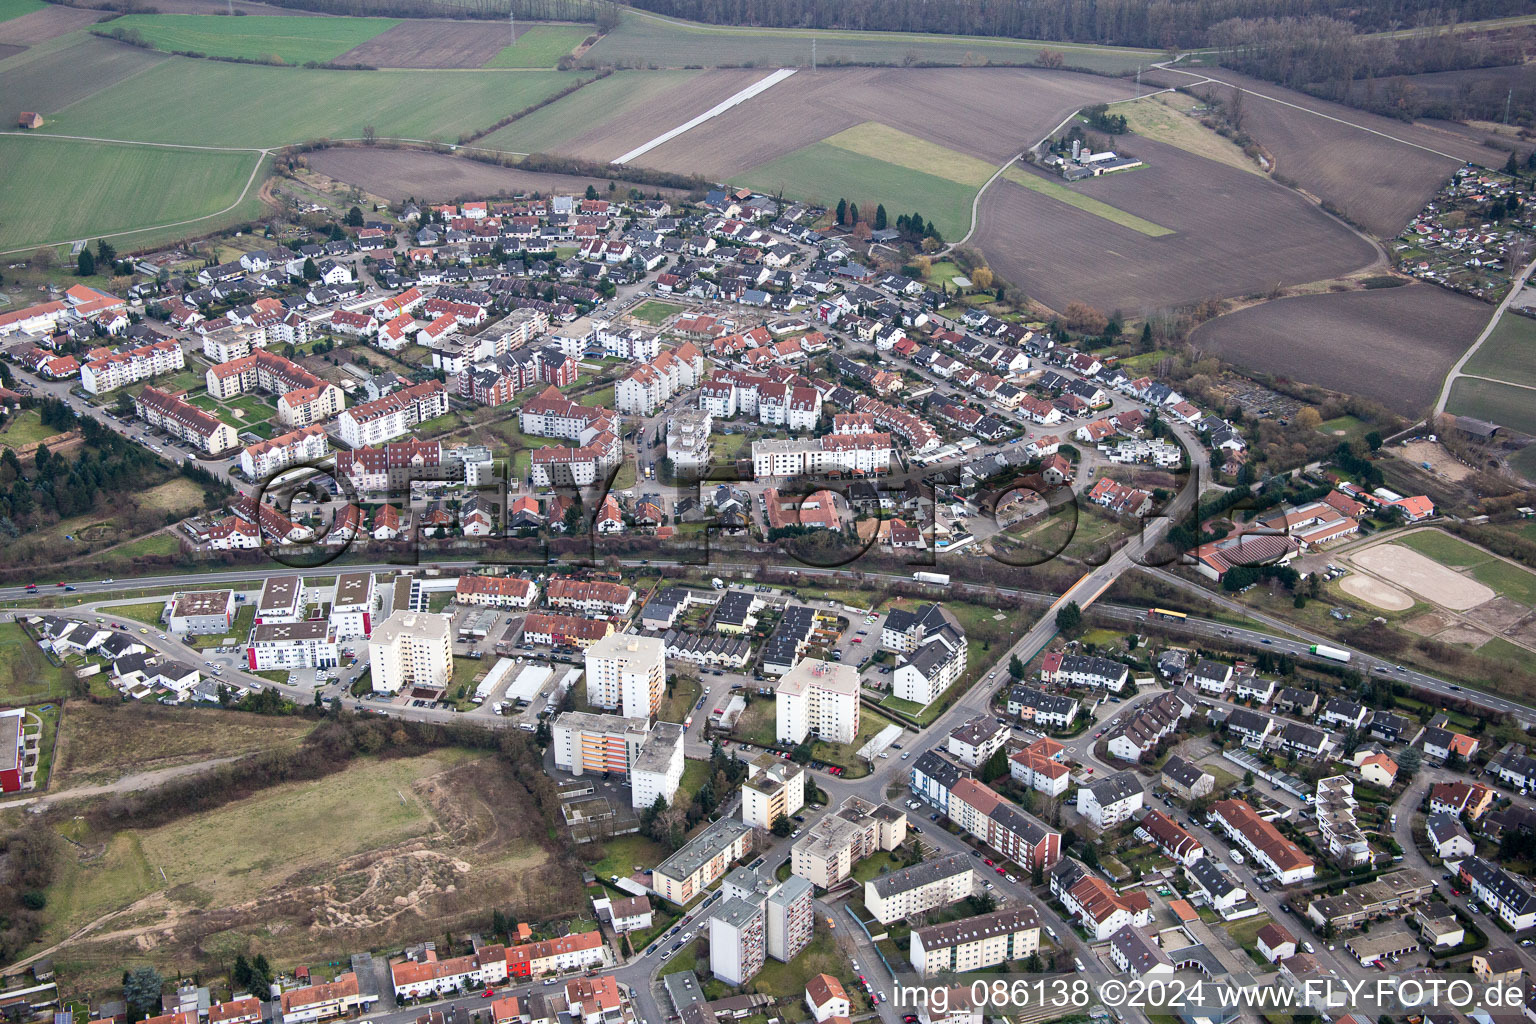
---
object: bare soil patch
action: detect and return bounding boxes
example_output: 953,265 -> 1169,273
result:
1395,439 -> 1475,481
1190,284 -> 1489,415
1433,622 -> 1495,647
0,4 -> 102,44
333,19 -> 505,68
1404,611 -> 1452,636
306,147 -> 685,202
1147,69 -> 1513,237
1339,574 -> 1413,611
1465,595 -> 1532,632
632,66 -> 1137,179
974,136 -> 1376,313
1350,542 -> 1495,611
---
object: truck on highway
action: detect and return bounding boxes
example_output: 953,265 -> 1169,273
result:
1310,644 -> 1352,664
913,572 -> 950,586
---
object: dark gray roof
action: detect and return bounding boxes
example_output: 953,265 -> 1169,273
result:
868,853 -> 971,898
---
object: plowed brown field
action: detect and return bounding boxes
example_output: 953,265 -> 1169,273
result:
333,18 -> 506,67
307,147 -> 685,201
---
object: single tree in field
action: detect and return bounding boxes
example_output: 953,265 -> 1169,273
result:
344,205 -> 365,227
76,248 -> 95,276
835,198 -> 847,225
874,204 -> 887,230
585,185 -> 599,199
848,202 -> 859,225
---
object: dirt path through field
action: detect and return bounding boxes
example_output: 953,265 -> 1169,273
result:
0,754 -> 244,811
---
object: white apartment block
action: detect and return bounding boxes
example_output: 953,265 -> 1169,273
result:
246,620 -> 338,671
666,409 -> 713,474
81,338 -> 185,394
337,380 -> 448,447
584,633 -> 666,720
742,755 -> 806,829
1076,772 -> 1145,828
710,898 -> 766,987
630,722 -> 685,811
750,434 -> 892,478
791,796 -> 906,889
652,817 -> 754,905
765,875 -> 815,962
240,424 -> 329,480
865,854 -> 975,925
910,907 -> 1041,977
329,571 -> 376,640
368,611 -> 452,694
776,658 -> 860,745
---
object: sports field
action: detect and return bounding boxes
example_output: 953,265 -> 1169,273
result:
1397,529 -> 1536,608
484,23 -> 590,66
999,165 -> 1172,236
735,139 -> 977,240
583,9 -> 1159,73
43,59 -> 584,148
103,13 -> 399,64
1350,542 -> 1494,611
0,135 -> 261,251
1462,311 -> 1536,389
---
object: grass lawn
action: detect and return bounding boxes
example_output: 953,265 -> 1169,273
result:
1317,414 -> 1371,441
0,623 -> 73,705
1224,913 -> 1277,967
0,407 -> 69,447
140,477 -> 207,515
110,532 -> 183,559
810,710 -> 896,776
1512,444 -> 1536,483
101,600 -> 169,627
631,299 -> 684,325
1468,557 -> 1536,608
1447,376 -> 1536,436
589,832 -> 668,881
1396,529 -> 1493,569
735,140 -> 978,241
479,69 -> 699,154
43,59 -> 586,150
676,758 -> 711,805
103,14 -> 399,64
750,931 -> 863,1001
657,673 -> 701,725
1001,165 -> 1173,237
0,135 -> 261,251
0,0 -> 45,20
1464,311 -> 1536,388
484,24 -> 592,67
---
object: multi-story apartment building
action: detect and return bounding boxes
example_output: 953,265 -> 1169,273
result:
910,907 -> 1041,977
337,380 -> 448,447
1316,776 -> 1370,868
206,349 -> 344,428
584,633 -> 665,720
666,409 -> 713,475
749,433 -> 893,478
329,571 -> 376,640
552,711 -> 653,778
81,338 -> 185,394
1460,856 -> 1536,931
776,658 -> 860,745
168,589 -> 235,635
865,854 -> 975,925
136,386 -> 239,454
1076,772 -> 1145,828
240,424 -> 329,480
530,431 -> 623,487
368,611 -> 452,695
764,875 -> 814,962
277,973 -> 366,1024
255,574 -> 304,623
709,898 -> 766,987
506,931 -> 607,978
946,716 -> 1008,768
652,817 -> 754,905
741,754 -> 806,829
791,796 -> 907,888
246,620 -> 338,671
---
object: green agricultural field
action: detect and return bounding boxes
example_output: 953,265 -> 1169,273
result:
1469,558 -> 1536,609
1447,376 -> 1536,436
0,623 -> 72,705
736,141 -> 976,240
0,136 -> 262,252
484,24 -> 591,67
1463,313 -> 1536,389
103,14 -> 399,64
478,68 -> 699,153
43,58 -> 585,149
0,0 -> 45,22
583,9 -> 1159,73
1001,165 -> 1172,237
824,122 -> 997,187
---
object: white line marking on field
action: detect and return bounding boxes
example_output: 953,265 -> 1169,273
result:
614,67 -> 798,165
